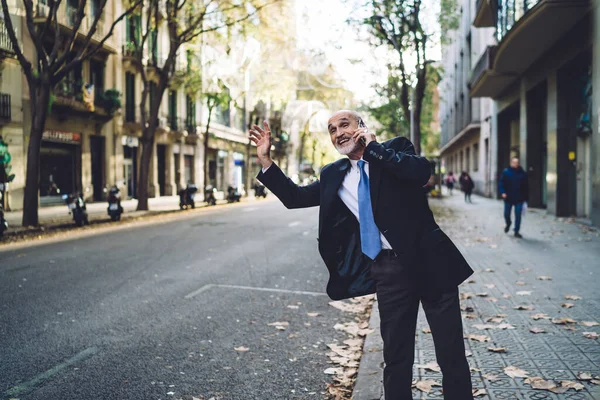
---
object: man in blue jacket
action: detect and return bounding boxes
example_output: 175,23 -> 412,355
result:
499,157 -> 529,238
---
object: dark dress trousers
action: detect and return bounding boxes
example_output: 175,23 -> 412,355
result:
258,137 -> 474,399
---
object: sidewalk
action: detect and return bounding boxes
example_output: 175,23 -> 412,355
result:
353,192 -> 600,400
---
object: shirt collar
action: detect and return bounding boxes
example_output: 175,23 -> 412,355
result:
348,158 -> 367,172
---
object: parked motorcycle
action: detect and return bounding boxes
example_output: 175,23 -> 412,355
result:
107,186 -> 124,221
226,185 -> 242,203
204,185 -> 217,206
62,193 -> 89,227
0,189 -> 7,238
179,184 -> 198,210
254,183 -> 267,199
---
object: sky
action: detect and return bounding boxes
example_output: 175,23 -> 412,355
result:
294,0 -> 443,104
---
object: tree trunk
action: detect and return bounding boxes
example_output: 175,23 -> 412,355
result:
412,66 -> 428,155
22,85 -> 50,227
136,130 -> 154,211
203,105 -> 214,192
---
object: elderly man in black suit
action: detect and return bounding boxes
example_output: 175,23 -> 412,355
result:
249,110 -> 474,400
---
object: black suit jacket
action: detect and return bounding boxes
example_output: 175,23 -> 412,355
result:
258,137 -> 473,300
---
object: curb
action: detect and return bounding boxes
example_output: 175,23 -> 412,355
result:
352,298 -> 384,400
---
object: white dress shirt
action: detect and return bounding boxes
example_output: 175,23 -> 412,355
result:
262,160 -> 392,249
337,159 -> 392,249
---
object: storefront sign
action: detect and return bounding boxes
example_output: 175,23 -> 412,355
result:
42,130 -> 81,145
121,135 -> 139,147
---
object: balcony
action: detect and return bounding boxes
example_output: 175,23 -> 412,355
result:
469,0 -> 590,99
33,2 -> 116,54
0,93 -> 11,124
474,0 -> 496,27
52,80 -> 112,120
0,18 -> 15,56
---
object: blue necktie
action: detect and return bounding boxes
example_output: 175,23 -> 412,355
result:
357,160 -> 381,260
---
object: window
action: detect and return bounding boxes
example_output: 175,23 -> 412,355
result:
90,61 -> 105,103
125,14 -> 141,44
473,143 -> 479,172
186,95 -> 196,131
169,90 -> 178,130
125,72 -> 136,122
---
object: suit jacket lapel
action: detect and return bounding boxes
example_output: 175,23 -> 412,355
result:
320,159 -> 351,229
369,160 -> 382,214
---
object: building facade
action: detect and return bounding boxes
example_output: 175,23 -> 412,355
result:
1,0 -> 264,211
441,0 -> 599,225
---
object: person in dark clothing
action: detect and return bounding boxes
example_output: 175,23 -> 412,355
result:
445,171 -> 455,195
499,157 -> 529,238
459,172 -> 475,203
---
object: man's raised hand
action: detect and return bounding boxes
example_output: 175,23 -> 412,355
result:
249,121 -> 273,169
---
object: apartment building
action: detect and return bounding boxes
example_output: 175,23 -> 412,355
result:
440,0 -> 600,225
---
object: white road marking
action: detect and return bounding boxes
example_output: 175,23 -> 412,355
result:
288,221 -> 301,227
5,347 -> 98,397
184,284 -> 327,299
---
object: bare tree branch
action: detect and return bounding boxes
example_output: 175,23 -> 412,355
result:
0,0 -> 33,81
22,0 -> 50,71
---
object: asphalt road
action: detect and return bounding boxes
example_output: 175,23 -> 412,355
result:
0,198 -> 352,400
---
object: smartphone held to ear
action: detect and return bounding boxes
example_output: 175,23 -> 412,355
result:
358,119 -> 367,146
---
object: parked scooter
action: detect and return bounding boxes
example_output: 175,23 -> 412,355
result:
62,193 -> 89,227
107,186 -> 124,221
254,183 -> 267,199
226,185 -> 242,203
0,189 -> 7,238
204,185 -> 217,206
179,184 -> 198,210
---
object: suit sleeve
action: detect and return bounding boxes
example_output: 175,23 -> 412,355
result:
257,163 -> 320,209
362,137 -> 431,187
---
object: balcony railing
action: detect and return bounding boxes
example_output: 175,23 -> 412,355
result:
0,93 -> 11,122
185,115 -> 197,133
122,42 -> 142,59
496,0 -> 541,41
169,116 -> 184,132
55,79 -> 83,100
470,46 -> 496,89
0,18 -> 14,54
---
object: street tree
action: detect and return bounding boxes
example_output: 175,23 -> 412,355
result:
358,0 -> 458,154
127,0 -> 275,211
0,0 -> 141,226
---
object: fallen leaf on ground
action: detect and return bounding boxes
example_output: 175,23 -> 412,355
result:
416,361 -> 441,373
328,301 -> 363,313
484,284 -> 495,289
514,305 -> 534,311
267,321 -> 289,326
504,365 -> 529,378
461,306 -> 475,312
476,292 -> 489,297
470,367 -> 481,372
460,292 -> 475,300
483,268 -> 494,273
422,327 -> 431,334
487,297 -> 499,303
324,367 -> 344,375
487,317 -> 504,323
530,327 -> 546,334
565,294 -> 582,301
483,374 -> 499,381
464,313 -> 478,319
550,380 -> 585,393
592,379 -> 600,385
473,324 -> 495,330
414,379 -> 441,393
497,323 -> 516,330
577,372 -> 593,381
537,276 -> 552,280
465,350 -> 473,357
525,376 -> 557,390
503,294 -> 512,298
516,281 -> 527,286
581,321 -> 599,327
562,303 -> 575,309
343,338 -> 363,348
472,389 -> 487,397
531,313 -> 550,320
306,312 -> 320,317
234,346 -> 249,352
518,268 -> 531,273
287,305 -> 299,309
552,317 -> 577,325
517,291 -> 532,296
467,334 -> 490,342
488,347 -> 507,353
583,332 -> 598,339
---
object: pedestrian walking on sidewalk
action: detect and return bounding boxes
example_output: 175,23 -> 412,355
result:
459,171 -> 475,203
499,157 -> 529,238
250,110 -> 474,400
445,171 -> 456,195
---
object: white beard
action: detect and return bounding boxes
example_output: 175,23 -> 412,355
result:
335,138 -> 359,155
